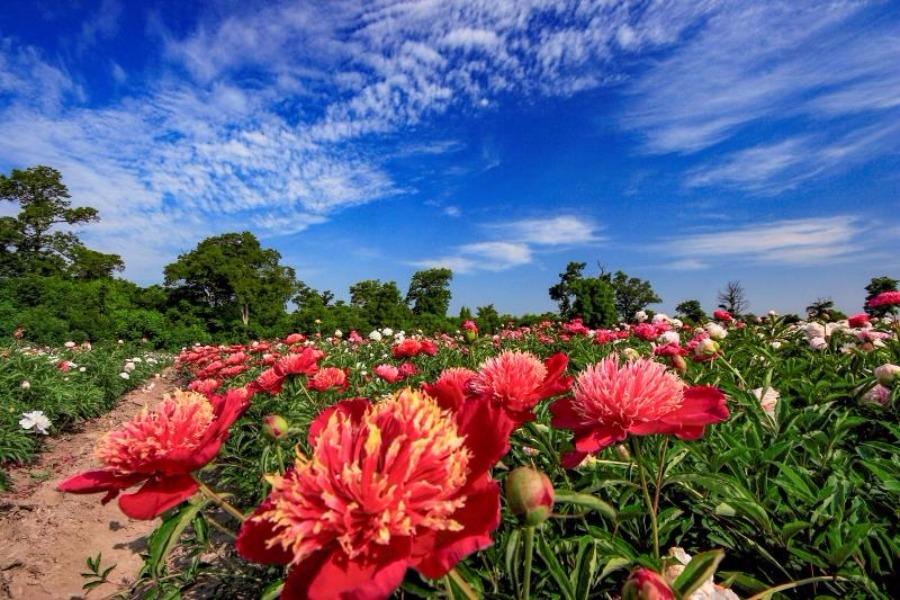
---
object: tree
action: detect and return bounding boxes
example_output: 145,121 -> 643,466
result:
476,304 -> 501,334
350,279 -> 410,327
164,232 -> 295,330
407,268 -> 453,316
570,277 -> 617,328
458,306 -> 473,322
0,165 -> 104,276
806,298 -> 835,321
864,276 -> 898,317
605,270 -> 662,321
717,281 -> 748,315
68,245 -> 125,280
675,299 -> 706,323
549,262 -> 586,318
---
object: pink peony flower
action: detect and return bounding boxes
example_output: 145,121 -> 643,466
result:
551,358 -> 728,468
867,291 -> 900,308
307,367 -> 349,392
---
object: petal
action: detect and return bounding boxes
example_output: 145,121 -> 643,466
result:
561,450 -> 588,469
236,499 -> 294,565
57,469 -> 146,494
456,396 -> 513,478
284,541 -> 410,600
117,474 -> 198,520
538,352 -> 573,399
308,397 -> 371,447
549,397 -> 583,429
573,425 -> 626,454
423,380 -> 467,412
627,420 -> 679,436
410,480 -> 500,579
663,386 -> 729,427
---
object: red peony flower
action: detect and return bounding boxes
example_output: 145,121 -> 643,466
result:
398,362 -> 418,378
551,357 -> 728,468
622,568 -> 675,600
254,368 -> 286,395
284,333 -> 306,345
188,378 -> 221,395
867,291 -> 900,308
275,347 -> 324,377
392,338 -> 422,358
423,367 -> 478,411
470,351 -> 572,425
236,390 -> 508,599
307,367 -> 349,392
848,313 -> 870,328
713,309 -> 733,322
58,388 -> 251,519
632,323 -> 658,342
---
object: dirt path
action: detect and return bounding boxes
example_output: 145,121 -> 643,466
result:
0,369 -> 180,600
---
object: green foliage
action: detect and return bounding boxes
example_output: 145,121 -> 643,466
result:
570,277 -> 618,328
164,231 -> 296,331
549,261 -> 587,318
350,279 -> 412,329
406,268 -> 453,317
476,304 -> 502,334
676,299 -> 707,323
603,270 -> 662,321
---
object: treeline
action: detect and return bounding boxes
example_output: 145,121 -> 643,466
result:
2,166 -> 896,347
0,166 -> 553,346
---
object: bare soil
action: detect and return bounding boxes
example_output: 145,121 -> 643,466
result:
0,369 -> 180,600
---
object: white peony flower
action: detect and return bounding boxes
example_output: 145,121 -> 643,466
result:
119,372 -> 130,380
634,310 -> 648,323
809,337 -> 828,351
752,387 -> 780,416
20,411 -> 51,435
704,322 -> 728,340
333,329 -> 343,338
64,341 -> 76,349
770,341 -> 782,349
368,330 -> 383,342
124,361 -> 136,373
652,313 -> 669,323
20,380 -> 31,390
658,331 -> 680,345
875,364 -> 900,387
382,327 -> 394,337
79,366 -> 86,372
670,318 -> 683,329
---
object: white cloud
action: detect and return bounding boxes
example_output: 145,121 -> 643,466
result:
415,214 -> 601,273
662,216 -> 867,266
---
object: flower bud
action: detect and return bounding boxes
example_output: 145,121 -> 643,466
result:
505,467 -> 554,526
621,568 -> 675,600
20,380 -> 31,390
670,354 -> 687,373
622,348 -> 640,361
263,414 -> 289,440
874,364 -> 900,387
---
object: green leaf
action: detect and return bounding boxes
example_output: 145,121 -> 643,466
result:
554,490 -> 617,521
260,581 -> 284,600
147,496 -> 210,578
672,549 -> 725,598
536,532 -> 576,600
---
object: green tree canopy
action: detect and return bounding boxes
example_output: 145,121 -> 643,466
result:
163,232 -> 295,330
476,304 -> 501,334
0,165 -> 119,277
570,277 -> 617,328
675,299 -> 707,324
350,279 -> 410,328
406,268 -> 453,316
603,270 -> 662,321
549,261 -> 587,318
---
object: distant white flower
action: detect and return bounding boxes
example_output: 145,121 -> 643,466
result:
658,331 -> 680,345
64,341 -> 76,349
124,361 -> 136,373
334,329 -> 343,339
704,322 -> 728,340
768,310 -> 778,317
752,387 -> 779,417
770,341 -> 782,349
804,323 -> 826,339
634,310 -> 648,323
117,339 -> 124,344
382,327 -> 394,337
20,411 -> 51,435
670,318 -> 683,329
20,380 -> 31,390
79,366 -> 86,372
875,364 -> 900,387
368,330 -> 383,342
652,313 -> 669,323
809,337 -> 828,351
132,357 -> 143,363
119,372 -> 130,380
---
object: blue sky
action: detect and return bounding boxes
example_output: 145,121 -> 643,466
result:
1,1 -> 898,316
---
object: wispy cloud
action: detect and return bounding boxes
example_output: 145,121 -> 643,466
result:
415,215 -> 602,273
661,216 -> 867,267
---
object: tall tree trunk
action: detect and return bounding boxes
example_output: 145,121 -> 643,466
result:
241,303 -> 250,327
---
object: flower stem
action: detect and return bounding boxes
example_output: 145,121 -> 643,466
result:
653,437 -> 669,514
192,475 -> 246,522
448,567 -> 480,600
521,526 -> 535,600
630,438 -> 660,560
746,575 -> 845,600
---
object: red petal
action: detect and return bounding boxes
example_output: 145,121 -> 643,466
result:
549,397 -> 583,429
283,541 -> 410,600
573,425 -> 625,454
410,480 -> 500,579
456,396 -> 513,478
662,386 -> 729,427
538,352 -> 573,399
423,380 -> 467,412
236,499 -> 294,565
561,450 -> 588,468
57,469 -> 146,494
308,397 -> 371,447
117,474 -> 198,520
